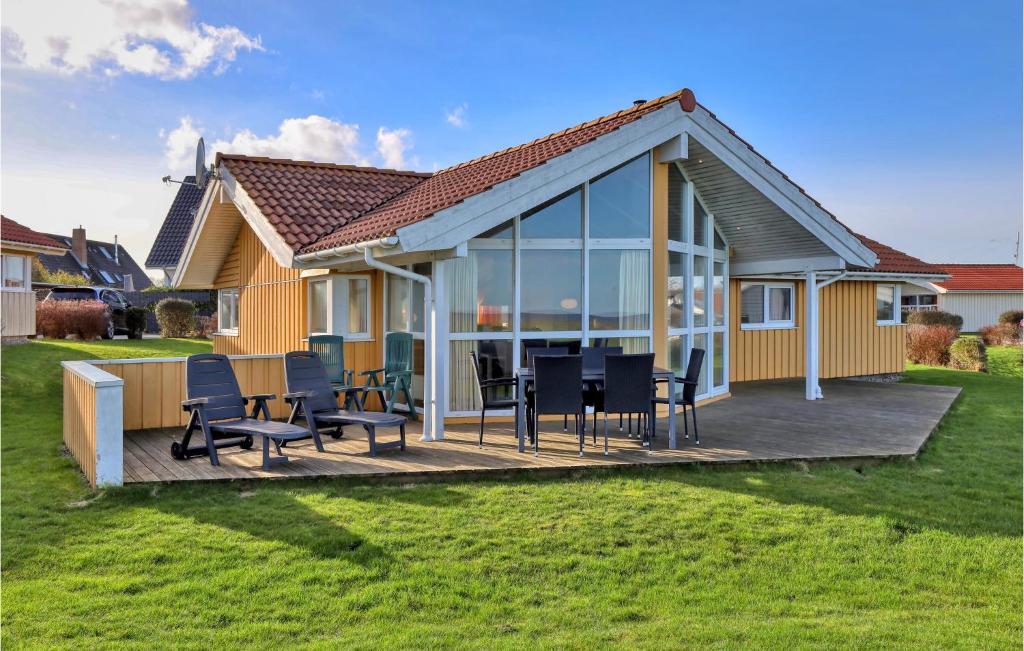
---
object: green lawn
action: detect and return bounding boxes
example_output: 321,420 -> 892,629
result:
2,339 -> 1021,649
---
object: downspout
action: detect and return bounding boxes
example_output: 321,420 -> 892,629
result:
360,246 -> 439,442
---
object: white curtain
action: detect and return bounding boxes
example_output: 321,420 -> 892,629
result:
617,250 -> 649,330
446,254 -> 480,411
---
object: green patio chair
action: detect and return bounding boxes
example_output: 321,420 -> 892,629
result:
308,335 -> 361,410
360,332 -> 417,420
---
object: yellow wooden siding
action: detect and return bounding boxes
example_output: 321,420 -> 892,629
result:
63,367 -> 97,486
730,279 -> 905,381
1,291 -> 36,338
652,161 -> 669,368
207,221 -> 384,378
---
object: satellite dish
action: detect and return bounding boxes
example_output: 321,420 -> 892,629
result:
195,137 -> 208,189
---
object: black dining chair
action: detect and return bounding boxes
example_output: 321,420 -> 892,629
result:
652,348 -> 705,445
531,355 -> 585,456
468,351 -> 518,448
525,347 -> 569,440
599,353 -> 656,455
581,346 -> 622,434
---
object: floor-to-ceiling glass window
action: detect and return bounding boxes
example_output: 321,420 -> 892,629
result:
445,152 -> 654,415
665,162 -> 729,399
384,263 -> 431,410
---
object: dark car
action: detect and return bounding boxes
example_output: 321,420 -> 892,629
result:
43,286 -> 139,339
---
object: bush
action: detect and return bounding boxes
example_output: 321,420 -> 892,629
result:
193,314 -> 217,338
155,298 -> 196,338
906,310 -> 963,331
997,310 -> 1023,325
979,322 -> 1022,346
32,258 -> 89,286
906,325 -> 958,366
948,337 -> 987,372
36,300 -> 108,340
125,307 -> 148,339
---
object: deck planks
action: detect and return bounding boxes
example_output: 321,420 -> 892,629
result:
122,379 -> 961,484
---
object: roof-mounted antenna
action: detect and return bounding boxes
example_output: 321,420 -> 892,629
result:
162,137 -> 213,188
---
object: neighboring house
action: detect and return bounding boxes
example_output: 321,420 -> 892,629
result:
36,227 -> 152,291
166,88 -> 948,438
1,215 -> 68,342
907,264 -> 1022,331
146,176 -> 205,284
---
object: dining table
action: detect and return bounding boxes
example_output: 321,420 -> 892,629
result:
514,365 -> 679,453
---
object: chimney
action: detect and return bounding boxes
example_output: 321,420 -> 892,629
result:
71,226 -> 87,268
113,234 -> 120,265
633,99 -> 647,107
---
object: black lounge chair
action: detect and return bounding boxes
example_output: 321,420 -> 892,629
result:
652,347 -> 705,444
173,353 -> 313,470
284,351 -> 407,456
599,353 -> 656,454
469,351 -> 518,448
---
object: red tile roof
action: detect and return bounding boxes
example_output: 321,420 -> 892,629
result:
934,264 -> 1023,291
853,234 -> 945,275
0,215 -> 68,250
217,155 -> 430,251
301,89 -> 698,252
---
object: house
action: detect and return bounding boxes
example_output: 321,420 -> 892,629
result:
166,88 -> 948,439
37,227 -> 152,291
1,215 -> 68,342
901,264 -> 1022,331
146,176 -> 205,284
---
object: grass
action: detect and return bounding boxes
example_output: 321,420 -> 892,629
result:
2,339 -> 1021,649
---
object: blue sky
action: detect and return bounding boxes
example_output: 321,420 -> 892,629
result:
2,0 -> 1020,272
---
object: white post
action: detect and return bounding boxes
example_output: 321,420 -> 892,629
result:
94,380 -> 124,486
430,259 -> 447,441
805,271 -> 820,400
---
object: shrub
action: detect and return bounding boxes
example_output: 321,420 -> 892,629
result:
154,298 -> 196,338
125,307 -> 148,339
36,300 -> 108,340
979,322 -> 1022,346
906,325 -> 958,366
997,309 -> 1023,325
906,310 -> 963,331
31,258 -> 89,286
948,337 -> 987,372
193,314 -> 217,338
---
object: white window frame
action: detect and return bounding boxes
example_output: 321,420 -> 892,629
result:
1,254 -> 30,292
666,161 -> 729,399
216,288 -> 239,336
738,282 -> 795,330
876,283 -> 901,326
306,274 -> 373,341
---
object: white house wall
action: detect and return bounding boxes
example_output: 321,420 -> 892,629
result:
939,292 -> 1023,332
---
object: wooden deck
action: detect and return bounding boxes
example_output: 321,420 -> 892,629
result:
122,379 -> 961,484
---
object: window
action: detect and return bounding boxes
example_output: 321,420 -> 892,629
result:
588,249 -> 650,331
740,282 -> 794,328
588,154 -> 650,238
98,246 -> 112,260
2,254 -> 27,289
306,275 -> 372,339
519,189 -> 582,239
217,288 -> 239,334
876,284 -> 899,325
99,270 -> 115,284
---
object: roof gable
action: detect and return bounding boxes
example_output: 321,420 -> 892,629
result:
303,90 -> 698,253
38,234 -> 152,289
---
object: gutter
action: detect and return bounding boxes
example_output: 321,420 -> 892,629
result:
294,236 -> 399,264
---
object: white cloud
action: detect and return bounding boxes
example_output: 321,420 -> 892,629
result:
210,116 -> 367,165
376,127 -> 412,169
445,103 -> 468,128
1,0 -> 262,79
163,115 -> 201,172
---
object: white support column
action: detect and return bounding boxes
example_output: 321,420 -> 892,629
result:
430,259 -> 447,441
95,380 -> 124,486
805,271 -> 821,400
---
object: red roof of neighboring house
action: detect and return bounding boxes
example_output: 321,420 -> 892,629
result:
853,234 -> 945,275
934,264 -> 1023,291
303,89 -> 699,253
218,155 -> 430,251
0,215 -> 67,250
